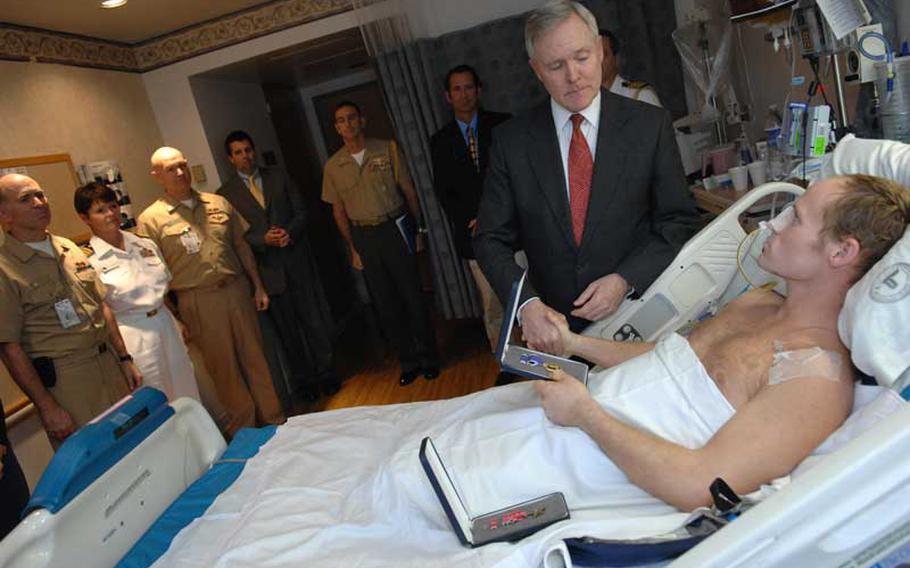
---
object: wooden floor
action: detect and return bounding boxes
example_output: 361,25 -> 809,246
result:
289,312 -> 500,417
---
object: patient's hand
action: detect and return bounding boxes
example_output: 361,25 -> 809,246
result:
535,369 -> 597,428
571,273 -> 629,322
520,299 -> 563,355
543,310 -> 575,357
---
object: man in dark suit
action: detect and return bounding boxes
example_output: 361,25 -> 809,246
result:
431,65 -> 512,358
217,131 -> 338,400
475,0 -> 700,354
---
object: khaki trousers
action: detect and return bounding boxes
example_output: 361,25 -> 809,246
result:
177,277 -> 285,434
50,344 -> 130,444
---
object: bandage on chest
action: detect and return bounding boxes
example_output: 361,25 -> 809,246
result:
768,340 -> 843,385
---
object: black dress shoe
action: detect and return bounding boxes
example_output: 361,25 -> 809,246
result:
422,366 -> 441,380
400,369 -> 420,386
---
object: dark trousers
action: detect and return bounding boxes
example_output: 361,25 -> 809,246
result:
269,254 -> 335,388
352,221 -> 438,372
1,404 -> 30,540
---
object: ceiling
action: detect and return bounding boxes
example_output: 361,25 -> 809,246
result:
195,27 -> 370,88
0,0 -> 275,44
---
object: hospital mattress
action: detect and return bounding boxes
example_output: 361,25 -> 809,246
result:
117,426 -> 276,567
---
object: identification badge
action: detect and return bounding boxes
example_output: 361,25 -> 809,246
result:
54,299 -> 82,328
179,228 -> 202,255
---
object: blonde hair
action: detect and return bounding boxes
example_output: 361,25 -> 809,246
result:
823,174 -> 910,277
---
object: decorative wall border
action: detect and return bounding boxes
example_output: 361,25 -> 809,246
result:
0,0 -> 352,73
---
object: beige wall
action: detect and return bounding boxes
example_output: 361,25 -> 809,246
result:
0,60 -> 165,214
0,60 -> 165,488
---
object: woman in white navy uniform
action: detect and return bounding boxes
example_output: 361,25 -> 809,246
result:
75,182 -> 201,402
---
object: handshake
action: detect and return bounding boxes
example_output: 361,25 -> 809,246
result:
519,272 -> 629,355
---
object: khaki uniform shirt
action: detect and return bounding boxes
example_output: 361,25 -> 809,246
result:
136,191 -> 248,291
321,138 -> 412,222
0,233 -> 109,359
609,75 -> 662,108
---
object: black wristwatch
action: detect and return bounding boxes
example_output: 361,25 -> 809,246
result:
118,353 -> 133,363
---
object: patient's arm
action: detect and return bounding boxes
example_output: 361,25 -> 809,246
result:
536,367 -> 852,511
546,311 -> 654,367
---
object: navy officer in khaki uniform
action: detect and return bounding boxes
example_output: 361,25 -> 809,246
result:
137,147 -> 284,435
0,173 -> 139,446
322,101 -> 440,386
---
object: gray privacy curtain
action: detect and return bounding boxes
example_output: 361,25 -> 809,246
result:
354,0 -> 686,320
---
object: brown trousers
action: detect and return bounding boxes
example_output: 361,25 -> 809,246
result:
51,344 -> 130,428
177,277 -> 285,434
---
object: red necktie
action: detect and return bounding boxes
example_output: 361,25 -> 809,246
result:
568,113 -> 593,245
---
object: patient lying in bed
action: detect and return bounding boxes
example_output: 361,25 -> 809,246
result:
535,174 -> 910,511
153,175 -> 908,567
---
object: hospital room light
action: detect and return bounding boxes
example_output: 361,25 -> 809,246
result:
99,0 -> 128,8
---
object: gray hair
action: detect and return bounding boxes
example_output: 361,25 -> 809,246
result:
525,0 -> 599,60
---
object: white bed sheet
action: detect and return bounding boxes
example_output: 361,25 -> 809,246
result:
152,335 -> 903,568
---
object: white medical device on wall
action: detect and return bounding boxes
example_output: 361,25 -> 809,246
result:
583,181 -> 804,343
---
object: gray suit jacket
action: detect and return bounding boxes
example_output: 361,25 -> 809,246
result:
474,90 -> 700,331
217,166 -> 308,295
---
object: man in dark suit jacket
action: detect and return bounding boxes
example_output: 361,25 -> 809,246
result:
474,1 -> 700,353
218,131 -> 338,400
431,64 -> 511,355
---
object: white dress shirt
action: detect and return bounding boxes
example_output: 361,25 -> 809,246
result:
551,92 -> 601,200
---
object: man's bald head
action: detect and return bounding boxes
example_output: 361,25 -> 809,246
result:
150,146 -> 193,199
0,173 -> 52,240
0,173 -> 38,204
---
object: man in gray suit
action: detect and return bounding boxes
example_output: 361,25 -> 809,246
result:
474,0 -> 699,354
218,131 -> 338,400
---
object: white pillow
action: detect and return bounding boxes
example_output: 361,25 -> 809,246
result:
838,225 -> 910,386
821,134 -> 910,187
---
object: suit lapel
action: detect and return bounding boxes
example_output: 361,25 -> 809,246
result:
477,112 -> 493,171
230,174 -> 266,221
527,104 -> 575,251
258,167 -> 273,213
581,92 -> 631,251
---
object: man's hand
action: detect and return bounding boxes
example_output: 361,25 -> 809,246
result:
415,232 -> 426,254
534,368 -> 598,428
264,227 -> 290,248
38,401 -> 76,441
520,299 -> 564,355
121,360 -> 143,391
468,218 -> 478,236
253,287 -> 269,311
571,273 -> 629,322
0,444 -> 6,480
175,319 -> 191,344
350,247 -> 364,271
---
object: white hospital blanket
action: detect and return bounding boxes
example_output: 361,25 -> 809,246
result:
150,334 -> 896,567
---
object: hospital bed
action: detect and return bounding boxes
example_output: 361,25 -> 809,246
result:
1,181 -> 908,568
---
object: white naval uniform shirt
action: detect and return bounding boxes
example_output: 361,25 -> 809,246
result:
88,231 -> 171,315
609,75 -> 662,108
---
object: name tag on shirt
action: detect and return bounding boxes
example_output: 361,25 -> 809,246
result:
54,299 -> 82,328
179,228 -> 202,255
